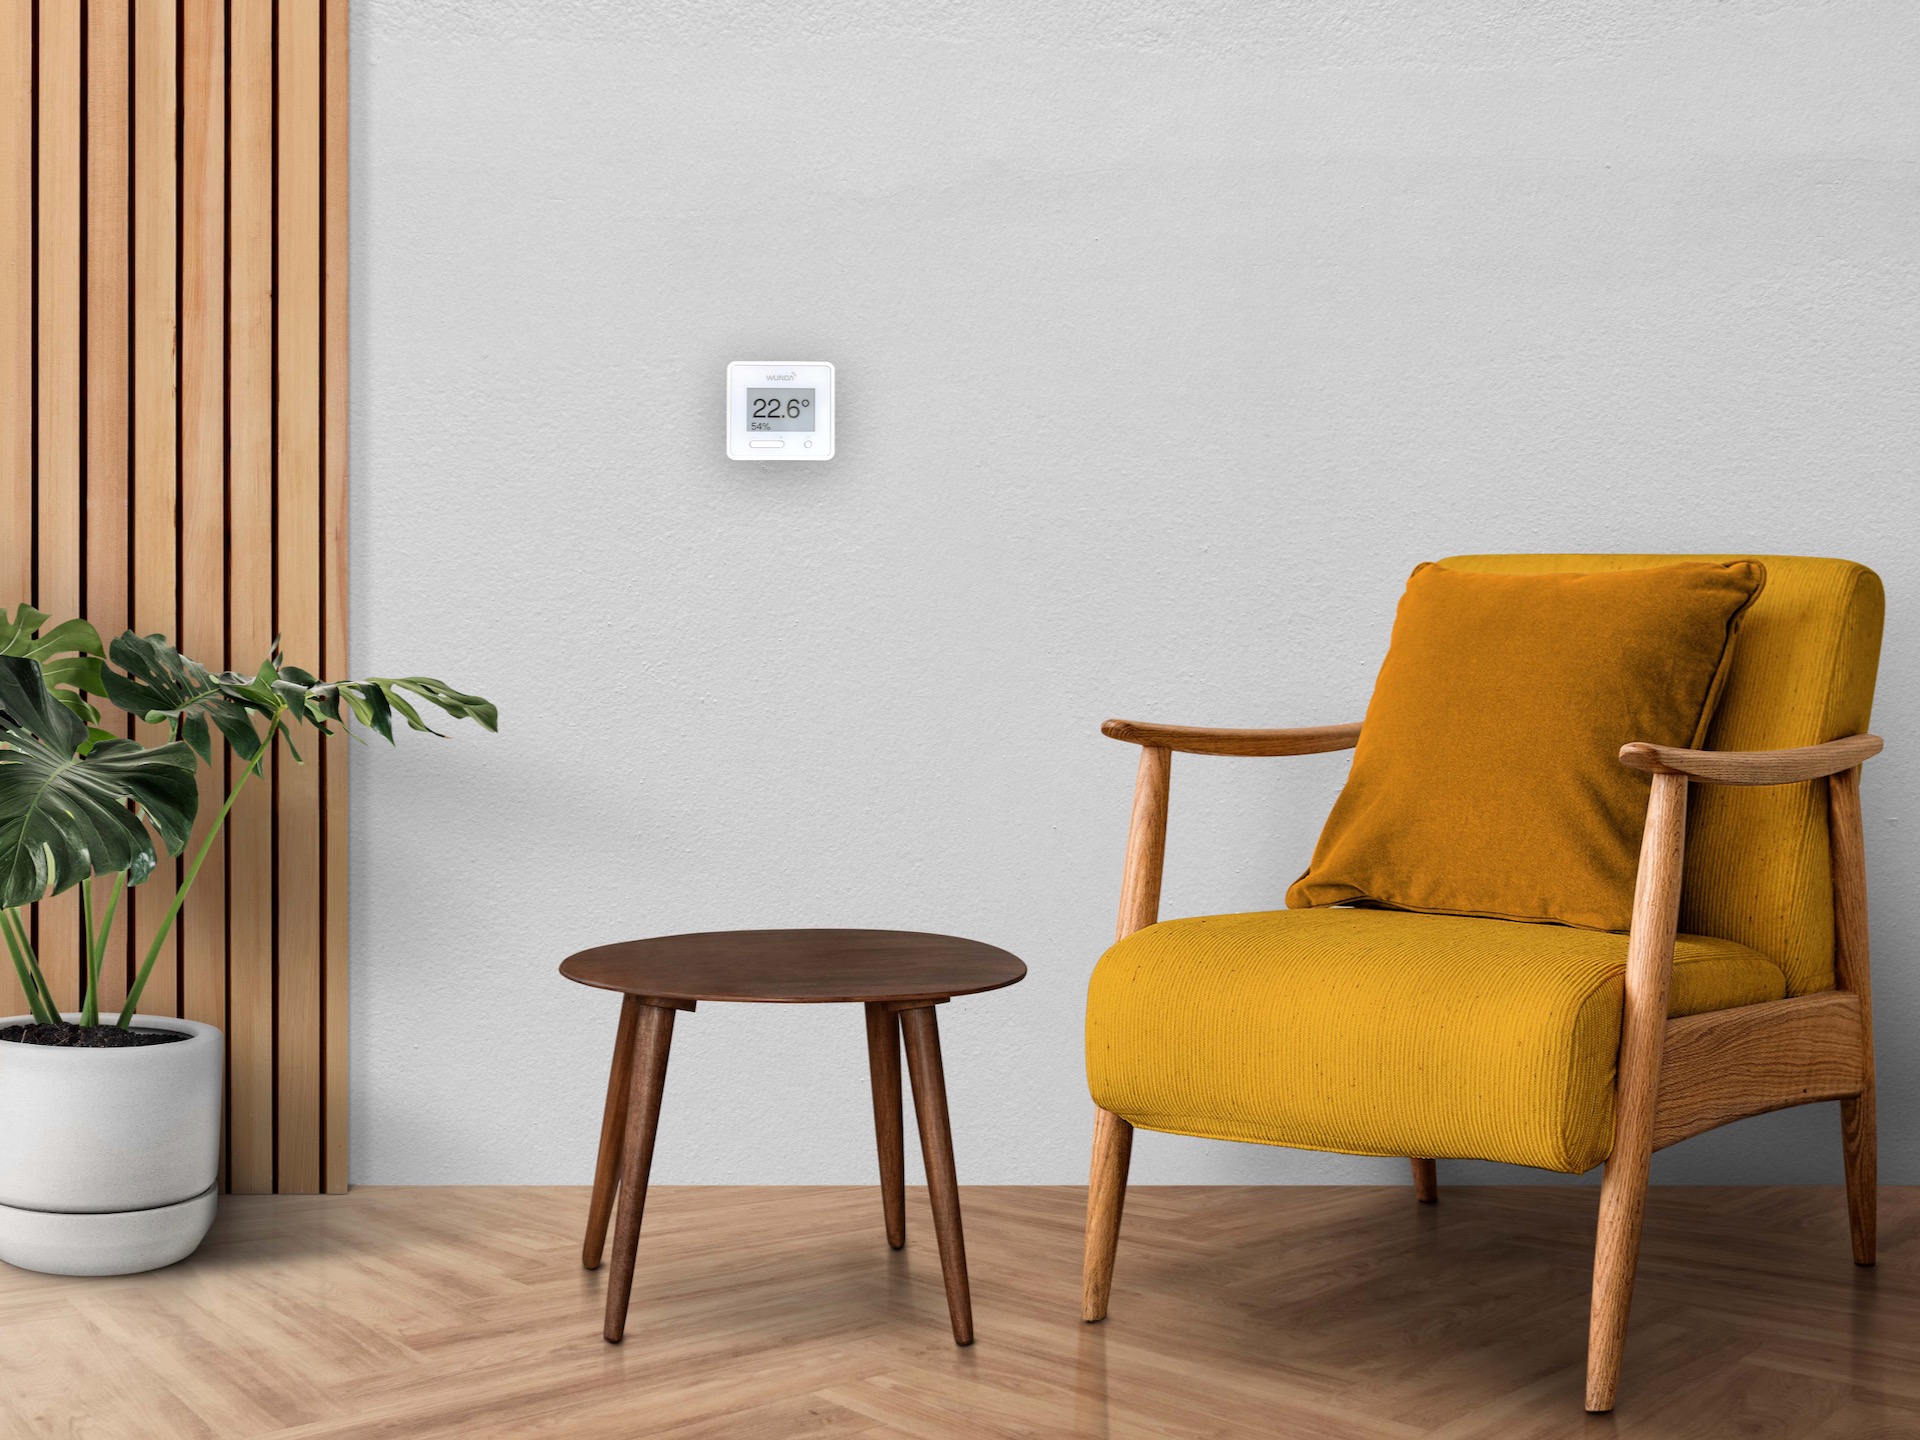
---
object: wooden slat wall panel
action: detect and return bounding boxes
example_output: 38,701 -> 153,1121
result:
322,0 -> 347,1194
86,0 -> 132,1014
8,0 -> 349,1196
0,0 -> 36,1020
36,0 -> 85,1015
178,0 -> 224,1033
275,0 -> 322,1196
226,0 -> 275,1193
131,0 -> 179,1018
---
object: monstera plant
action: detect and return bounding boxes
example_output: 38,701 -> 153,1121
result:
0,607 -> 496,1033
0,604 -> 494,1279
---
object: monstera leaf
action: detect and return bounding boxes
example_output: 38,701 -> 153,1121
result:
105,630 -> 497,758
103,631 -> 273,761
312,674 -> 498,742
0,604 -> 104,725
0,657 -> 199,909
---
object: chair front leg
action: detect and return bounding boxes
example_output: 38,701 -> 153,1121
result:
1586,771 -> 1688,1413
1082,1106 -> 1134,1321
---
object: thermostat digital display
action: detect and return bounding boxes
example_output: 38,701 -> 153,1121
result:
746,388 -> 814,431
728,362 -> 834,460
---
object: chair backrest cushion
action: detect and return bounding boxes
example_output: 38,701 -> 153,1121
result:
1438,554 -> 1883,994
1287,560 -> 1767,934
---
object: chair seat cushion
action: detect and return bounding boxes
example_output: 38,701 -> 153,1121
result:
1085,908 -> 1786,1173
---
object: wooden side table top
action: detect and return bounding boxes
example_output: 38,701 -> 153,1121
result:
558,928 -> 1027,1006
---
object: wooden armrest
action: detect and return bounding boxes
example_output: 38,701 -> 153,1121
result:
1101,718 -> 1362,757
1618,734 -> 1882,786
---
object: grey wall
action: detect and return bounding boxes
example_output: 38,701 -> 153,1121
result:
352,0 -> 1920,1186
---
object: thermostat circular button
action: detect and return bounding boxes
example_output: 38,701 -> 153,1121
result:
748,440 -> 784,448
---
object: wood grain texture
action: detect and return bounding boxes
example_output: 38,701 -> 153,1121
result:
0,0 -> 30,616
1829,766 -> 1877,1266
1102,718 -> 1362,757
1411,1158 -> 1438,1203
1618,734 -> 1882,785
35,0 -> 85,1014
322,0 -> 351,1197
85,0 -> 133,1014
865,1001 -> 907,1250
226,0 -> 275,1193
84,0 -> 128,699
0,0 -> 28,1020
1651,994 -> 1866,1151
1116,744 -> 1170,942
582,996 -> 640,1271
177,0 -> 225,1035
561,929 -> 1026,1005
275,0 -> 324,1198
12,0 -> 347,1194
1586,770 -> 1688,1413
0,1184 -> 1914,1437
1082,739 -> 1169,1325
901,1003 -> 974,1346
1081,1105 -> 1133,1322
603,1003 -> 677,1344
131,0 -> 179,1018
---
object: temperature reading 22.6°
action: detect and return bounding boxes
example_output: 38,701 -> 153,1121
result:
745,388 -> 816,432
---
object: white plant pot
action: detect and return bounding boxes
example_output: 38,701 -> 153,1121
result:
0,1013 -> 221,1275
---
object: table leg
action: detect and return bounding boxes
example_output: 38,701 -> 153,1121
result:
864,1002 -> 906,1250
583,996 -> 641,1270
603,1001 -> 679,1343
899,1002 -> 973,1345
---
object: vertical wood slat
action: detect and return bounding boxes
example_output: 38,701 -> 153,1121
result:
227,0 -> 275,1194
0,0 -> 35,1019
275,0 -> 323,1195
178,0 -> 224,1038
322,0 -> 349,1193
179,0 -> 225,1195
12,0 -> 343,1194
85,0 -> 132,1015
131,0 -> 180,1018
36,0 -> 85,1016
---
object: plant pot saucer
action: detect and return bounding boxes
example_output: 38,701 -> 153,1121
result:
0,1184 -> 217,1276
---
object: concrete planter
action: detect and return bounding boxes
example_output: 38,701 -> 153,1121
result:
0,1013 -> 221,1276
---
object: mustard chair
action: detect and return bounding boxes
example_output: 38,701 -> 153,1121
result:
1081,554 -> 1884,1413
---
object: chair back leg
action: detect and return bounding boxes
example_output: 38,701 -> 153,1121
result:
1410,1158 -> 1438,1203
1830,767 -> 1877,1265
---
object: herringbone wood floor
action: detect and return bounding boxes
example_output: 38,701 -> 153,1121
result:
0,1184 -> 1913,1437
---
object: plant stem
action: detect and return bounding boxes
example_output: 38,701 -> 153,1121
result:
2,908 -> 59,1025
77,873 -> 125,1028
80,882 -> 97,1025
117,717 -> 280,1027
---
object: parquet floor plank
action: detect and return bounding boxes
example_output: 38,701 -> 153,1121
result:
0,1184 -> 1912,1438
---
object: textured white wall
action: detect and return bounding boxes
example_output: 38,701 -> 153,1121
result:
351,1 -> 1920,1186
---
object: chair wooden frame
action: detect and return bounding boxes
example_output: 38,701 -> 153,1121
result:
1082,719 -> 1882,1414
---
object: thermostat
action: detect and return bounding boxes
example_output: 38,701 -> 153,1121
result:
727,361 -> 834,460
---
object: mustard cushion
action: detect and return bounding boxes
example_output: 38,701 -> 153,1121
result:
1286,561 -> 1766,933
1441,555 -> 1883,995
1085,908 -> 1786,1174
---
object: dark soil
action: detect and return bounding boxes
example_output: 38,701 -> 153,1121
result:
0,1021 -> 188,1048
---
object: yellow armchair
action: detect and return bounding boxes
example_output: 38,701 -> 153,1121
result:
1081,554 -> 1884,1414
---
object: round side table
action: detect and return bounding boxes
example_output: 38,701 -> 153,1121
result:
560,928 -> 1026,1346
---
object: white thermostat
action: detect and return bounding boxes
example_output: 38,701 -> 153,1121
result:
727,361 -> 834,460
